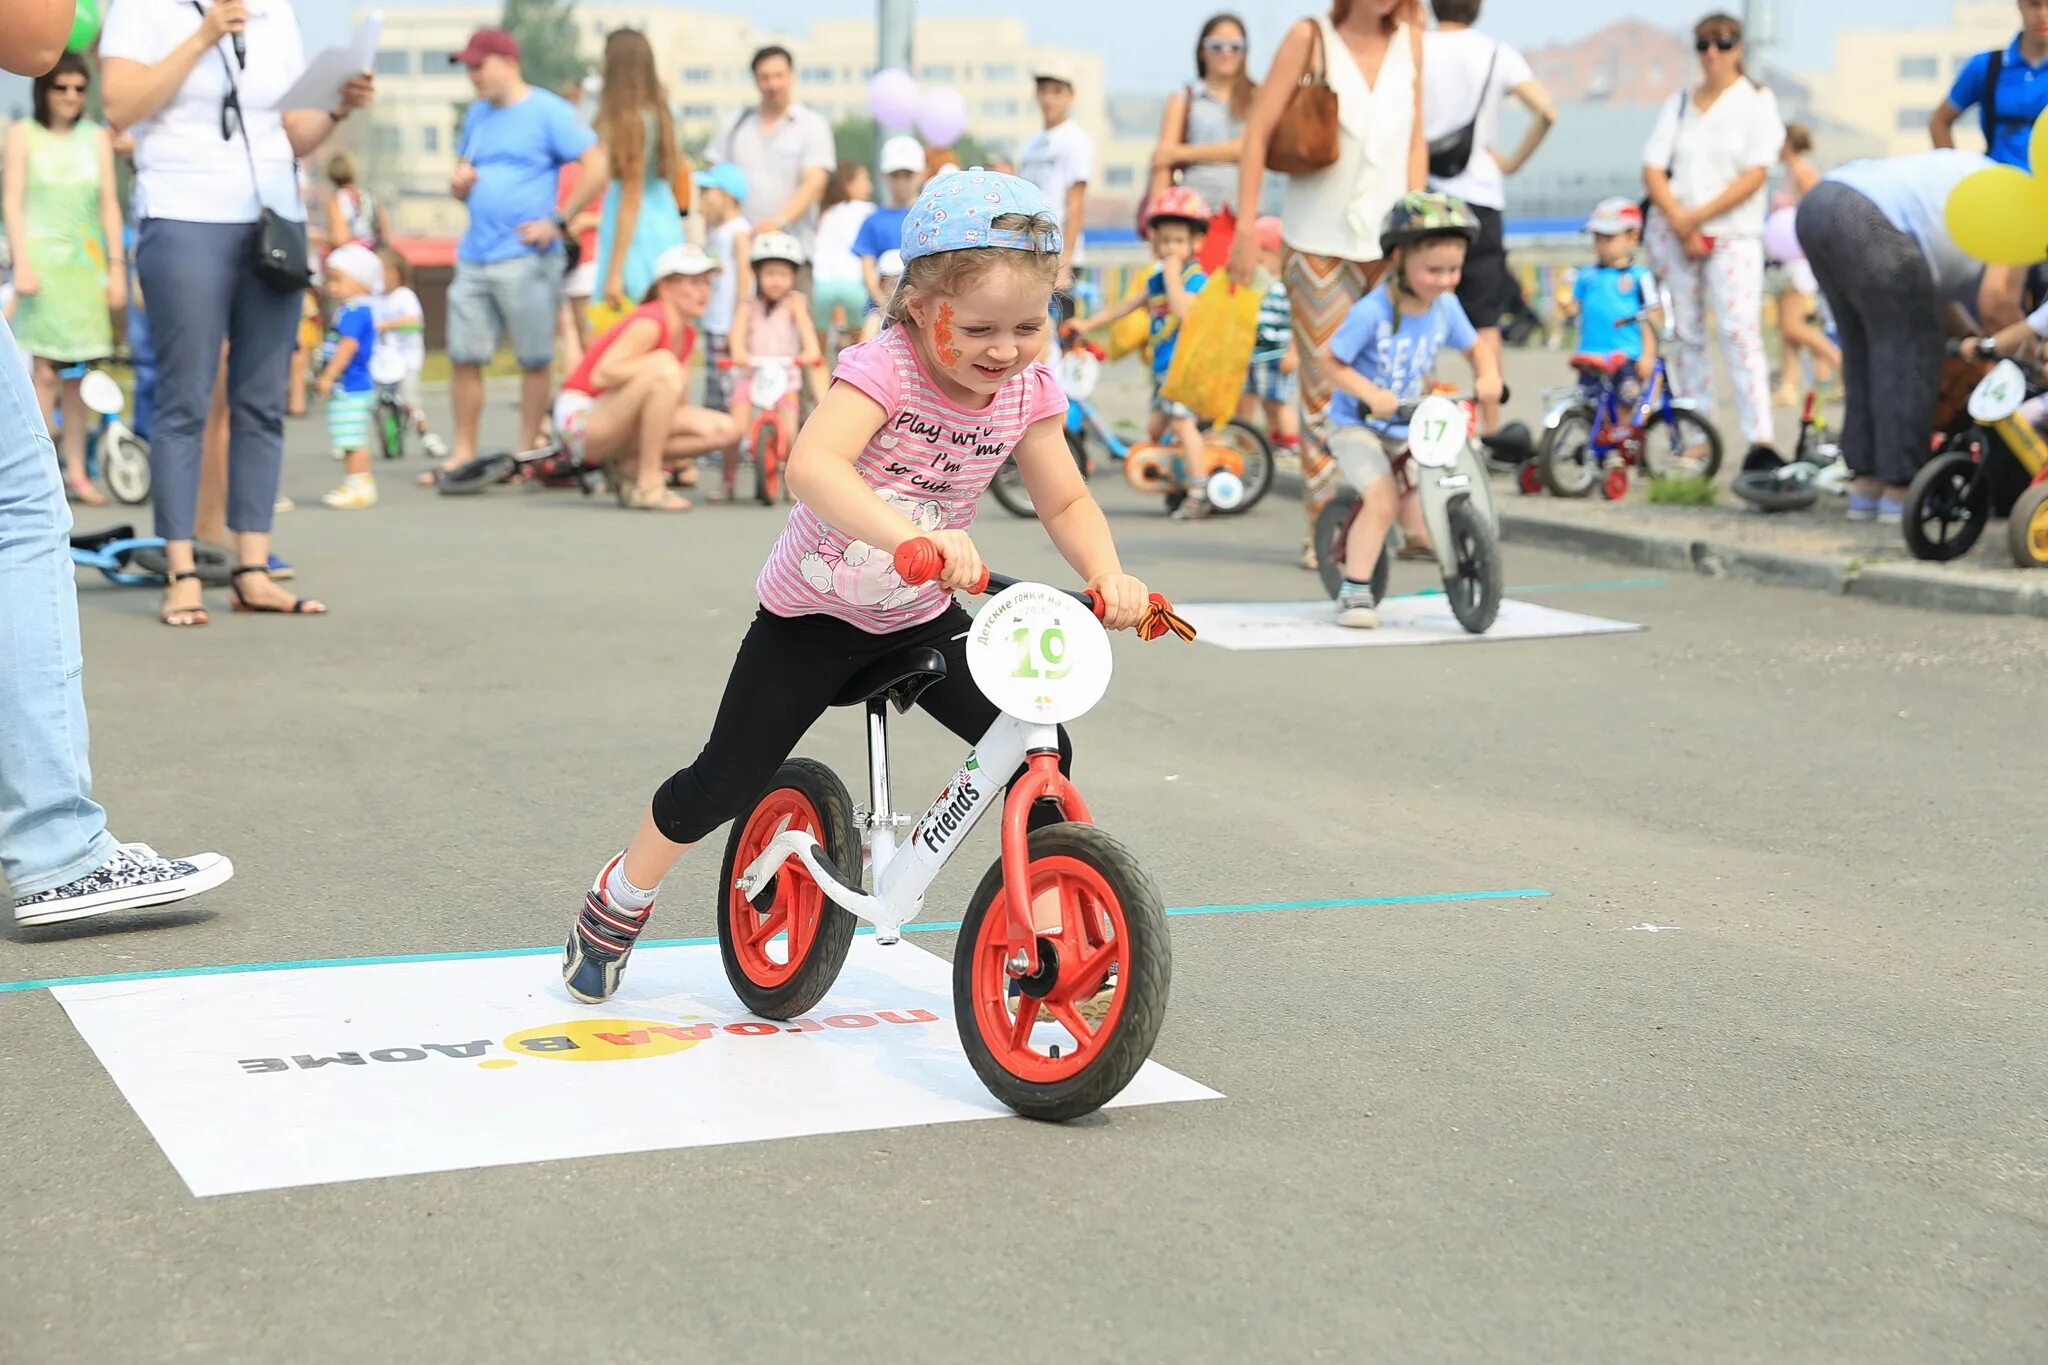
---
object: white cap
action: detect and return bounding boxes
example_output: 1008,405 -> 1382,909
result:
880,135 -> 925,176
1033,58 -> 1078,89
326,243 -> 385,296
1583,197 -> 1645,235
652,243 -> 720,280
877,248 -> 905,279
749,231 -> 807,268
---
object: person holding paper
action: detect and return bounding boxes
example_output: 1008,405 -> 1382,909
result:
100,0 -> 375,625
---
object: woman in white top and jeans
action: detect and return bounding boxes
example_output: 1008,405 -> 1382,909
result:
101,0 -> 374,624
1231,0 -> 1426,566
1641,11 -> 1786,467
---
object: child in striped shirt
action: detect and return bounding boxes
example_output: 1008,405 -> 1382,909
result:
561,171 -> 1156,1005
1240,216 -> 1300,454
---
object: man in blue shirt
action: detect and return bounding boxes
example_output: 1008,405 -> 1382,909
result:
441,27 -> 600,479
1931,2 -> 2048,170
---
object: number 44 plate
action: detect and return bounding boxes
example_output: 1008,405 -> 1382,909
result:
967,583 -> 1114,724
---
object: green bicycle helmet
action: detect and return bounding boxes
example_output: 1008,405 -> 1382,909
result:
1379,191 -> 1482,255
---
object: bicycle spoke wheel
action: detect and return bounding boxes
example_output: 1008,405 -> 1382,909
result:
1643,410 -> 1723,481
717,759 -> 861,1018
988,457 -> 1040,518
954,823 -> 1169,1121
1205,420 -> 1275,512
1537,405 -> 1598,498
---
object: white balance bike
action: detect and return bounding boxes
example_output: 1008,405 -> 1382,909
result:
720,538 -> 1195,1120
1313,390 -> 1505,634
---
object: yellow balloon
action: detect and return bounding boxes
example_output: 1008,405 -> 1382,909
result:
1944,164 -> 2048,265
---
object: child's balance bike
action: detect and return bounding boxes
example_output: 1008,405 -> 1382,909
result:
718,355 -> 821,504
1904,342 -> 2048,566
1313,391 -> 1505,634
719,539 -> 1195,1121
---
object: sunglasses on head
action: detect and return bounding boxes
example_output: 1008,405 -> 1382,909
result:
1696,34 -> 1739,52
1203,37 -> 1246,54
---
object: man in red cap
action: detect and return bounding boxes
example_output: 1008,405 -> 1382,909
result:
432,27 -> 600,485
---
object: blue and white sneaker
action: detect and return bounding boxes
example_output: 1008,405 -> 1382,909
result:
13,842 -> 233,927
562,853 -> 650,1004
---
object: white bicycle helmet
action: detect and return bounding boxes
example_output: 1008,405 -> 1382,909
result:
749,230 -> 806,268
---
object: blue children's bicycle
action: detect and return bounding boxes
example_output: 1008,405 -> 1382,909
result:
987,338 -> 1273,519
1534,349 -> 1722,500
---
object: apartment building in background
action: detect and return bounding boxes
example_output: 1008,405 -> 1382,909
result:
1798,0 -> 2010,158
361,5 -> 1137,237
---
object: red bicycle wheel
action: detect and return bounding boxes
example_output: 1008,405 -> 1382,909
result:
716,758 -> 860,1017
953,823 -> 1169,1120
752,422 -> 779,505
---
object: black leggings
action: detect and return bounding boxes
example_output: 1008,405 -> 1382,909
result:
651,605 -> 1072,846
1797,181 -> 1943,487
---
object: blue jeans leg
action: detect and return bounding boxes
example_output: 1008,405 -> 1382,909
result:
0,314 -> 116,897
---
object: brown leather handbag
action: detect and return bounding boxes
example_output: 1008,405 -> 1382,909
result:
1267,21 -> 1340,176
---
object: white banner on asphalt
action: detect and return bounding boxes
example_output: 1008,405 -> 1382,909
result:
53,940 -> 1219,1197
1177,597 -> 1643,651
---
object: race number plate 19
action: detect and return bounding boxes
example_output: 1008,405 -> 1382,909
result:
966,583 -> 1113,724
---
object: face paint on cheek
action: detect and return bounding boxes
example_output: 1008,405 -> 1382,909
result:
934,301 -> 962,368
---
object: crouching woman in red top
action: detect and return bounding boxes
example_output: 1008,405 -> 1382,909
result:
555,243 -> 742,510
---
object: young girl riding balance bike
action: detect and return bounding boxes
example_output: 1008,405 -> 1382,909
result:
564,173 -> 1164,1025
1324,193 -> 1502,628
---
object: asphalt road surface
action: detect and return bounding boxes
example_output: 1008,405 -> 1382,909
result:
5,389 -> 2045,1365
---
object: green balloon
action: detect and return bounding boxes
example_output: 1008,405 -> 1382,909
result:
67,0 -> 103,53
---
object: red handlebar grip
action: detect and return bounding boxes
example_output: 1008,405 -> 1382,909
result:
968,565 -> 991,594
894,538 -> 943,585
1081,590 -> 1106,620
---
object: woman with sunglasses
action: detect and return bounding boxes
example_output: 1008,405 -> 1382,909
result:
98,0 -> 374,626
1148,14 -> 1281,267
4,53 -> 125,506
1641,12 -> 1787,471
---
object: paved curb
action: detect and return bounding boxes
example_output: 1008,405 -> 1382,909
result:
1498,508 -> 2048,621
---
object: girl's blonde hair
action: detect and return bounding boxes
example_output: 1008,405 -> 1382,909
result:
326,152 -> 357,186
883,212 -> 1062,326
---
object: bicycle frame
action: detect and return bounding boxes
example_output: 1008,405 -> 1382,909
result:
1541,359 -> 1705,462
1066,395 -> 1130,463
733,705 -> 1087,975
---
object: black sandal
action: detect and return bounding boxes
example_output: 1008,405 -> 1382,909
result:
160,570 -> 209,628
229,565 -> 326,616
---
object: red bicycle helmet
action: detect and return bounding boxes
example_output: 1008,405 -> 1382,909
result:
1146,186 -> 1213,230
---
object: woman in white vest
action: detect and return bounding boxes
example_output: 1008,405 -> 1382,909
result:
1230,0 -> 1426,570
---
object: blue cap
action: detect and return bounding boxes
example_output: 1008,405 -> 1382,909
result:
694,162 -> 750,203
900,168 -> 1063,264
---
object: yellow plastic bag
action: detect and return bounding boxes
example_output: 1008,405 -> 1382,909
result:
1159,269 -> 1264,426
1103,280 -> 1153,362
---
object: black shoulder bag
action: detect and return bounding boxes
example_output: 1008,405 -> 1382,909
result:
192,4 -> 311,292
1981,48 -> 2025,149
1427,43 -> 1499,180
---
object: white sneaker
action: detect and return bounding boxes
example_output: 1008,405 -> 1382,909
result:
13,842 -> 233,926
421,432 -> 449,460
1335,580 -> 1379,629
322,477 -> 378,510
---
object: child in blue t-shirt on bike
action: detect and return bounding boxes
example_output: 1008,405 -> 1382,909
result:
1558,197 -> 1662,382
1321,192 -> 1501,629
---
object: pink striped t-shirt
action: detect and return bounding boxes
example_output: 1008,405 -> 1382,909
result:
756,325 -> 1067,632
